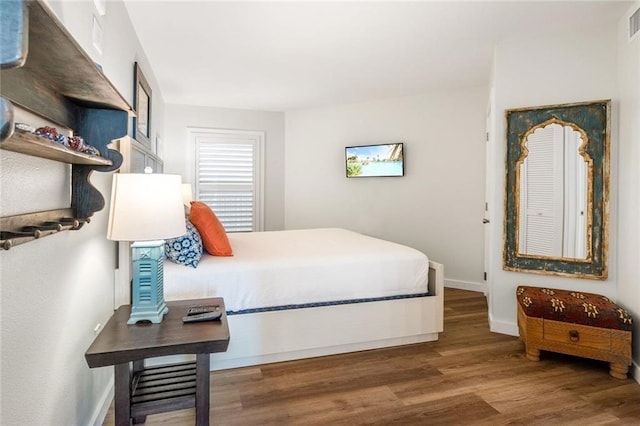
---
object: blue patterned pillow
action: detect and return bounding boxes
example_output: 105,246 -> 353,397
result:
164,220 -> 203,268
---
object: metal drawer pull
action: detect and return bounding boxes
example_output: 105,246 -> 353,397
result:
569,330 -> 580,342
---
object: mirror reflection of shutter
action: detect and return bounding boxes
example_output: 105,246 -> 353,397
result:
520,125 -> 563,256
562,128 -> 588,258
562,128 -> 581,257
196,133 -> 259,233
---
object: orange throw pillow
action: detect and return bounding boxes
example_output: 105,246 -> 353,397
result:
188,201 -> 233,256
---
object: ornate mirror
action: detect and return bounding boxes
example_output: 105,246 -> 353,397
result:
504,100 -> 610,279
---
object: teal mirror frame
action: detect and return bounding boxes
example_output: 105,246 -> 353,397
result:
503,100 -> 610,280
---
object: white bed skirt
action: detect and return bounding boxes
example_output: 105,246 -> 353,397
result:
153,260 -> 444,371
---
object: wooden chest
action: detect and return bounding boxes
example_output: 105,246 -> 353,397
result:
516,286 -> 632,379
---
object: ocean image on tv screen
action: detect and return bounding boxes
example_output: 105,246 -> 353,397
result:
345,143 -> 403,177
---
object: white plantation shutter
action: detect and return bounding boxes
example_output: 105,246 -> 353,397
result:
519,124 -> 563,256
192,129 -> 264,232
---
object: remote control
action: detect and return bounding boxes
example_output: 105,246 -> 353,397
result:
182,311 -> 222,323
187,305 -> 220,316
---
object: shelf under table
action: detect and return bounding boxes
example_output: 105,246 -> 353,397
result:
131,361 -> 198,418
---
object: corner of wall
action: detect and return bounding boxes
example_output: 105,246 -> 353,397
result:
488,311 -> 519,336
445,278 -> 487,294
87,377 -> 114,426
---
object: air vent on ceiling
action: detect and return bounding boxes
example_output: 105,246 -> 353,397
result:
630,6 -> 640,42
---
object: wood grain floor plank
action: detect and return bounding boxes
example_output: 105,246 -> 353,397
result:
357,392 -> 500,426
103,288 -> 640,425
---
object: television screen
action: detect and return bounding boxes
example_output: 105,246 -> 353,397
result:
345,143 -> 404,178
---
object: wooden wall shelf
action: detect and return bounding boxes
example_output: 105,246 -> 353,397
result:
1,130 -> 113,166
0,0 -> 129,249
0,0 -> 133,128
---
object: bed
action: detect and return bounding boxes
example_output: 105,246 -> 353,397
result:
161,228 -> 444,370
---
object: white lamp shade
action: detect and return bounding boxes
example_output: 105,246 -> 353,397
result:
107,173 -> 187,241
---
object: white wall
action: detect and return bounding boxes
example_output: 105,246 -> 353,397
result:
163,104 -> 286,231
488,26 -> 621,335
0,172 -> 116,425
0,1 -> 162,424
616,1 -> 640,373
284,87 -> 488,288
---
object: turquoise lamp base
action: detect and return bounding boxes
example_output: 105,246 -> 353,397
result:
128,240 -> 169,325
128,304 -> 168,325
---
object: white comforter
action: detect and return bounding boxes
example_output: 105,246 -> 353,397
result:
163,228 -> 429,312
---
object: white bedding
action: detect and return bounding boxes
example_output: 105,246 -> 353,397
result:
163,228 -> 429,312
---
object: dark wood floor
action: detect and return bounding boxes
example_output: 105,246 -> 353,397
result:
103,288 -> 640,425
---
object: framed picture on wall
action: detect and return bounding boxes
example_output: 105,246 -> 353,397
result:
133,62 -> 152,147
345,142 -> 404,178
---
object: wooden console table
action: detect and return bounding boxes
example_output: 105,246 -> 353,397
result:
85,298 -> 230,425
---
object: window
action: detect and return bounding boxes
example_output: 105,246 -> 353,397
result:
191,128 -> 264,232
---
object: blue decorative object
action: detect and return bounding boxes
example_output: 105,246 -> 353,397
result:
0,0 -> 27,69
128,241 -> 169,324
165,219 -> 202,268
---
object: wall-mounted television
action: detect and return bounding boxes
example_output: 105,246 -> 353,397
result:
345,142 -> 404,178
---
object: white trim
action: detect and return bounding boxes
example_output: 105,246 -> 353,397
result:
189,127 -> 265,232
88,376 -> 113,426
631,360 -> 640,384
445,278 -> 487,294
489,311 -> 519,336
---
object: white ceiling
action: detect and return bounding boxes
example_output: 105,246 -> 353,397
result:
122,1 -> 632,112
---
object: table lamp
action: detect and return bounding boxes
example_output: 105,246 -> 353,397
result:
107,173 -> 186,324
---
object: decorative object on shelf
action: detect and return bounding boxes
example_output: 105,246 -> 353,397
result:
133,62 -> 152,148
35,126 -> 69,146
14,122 -> 34,133
68,135 -> 100,156
31,126 -> 102,156
107,173 -> 186,324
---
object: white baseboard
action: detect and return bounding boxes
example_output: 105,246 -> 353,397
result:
631,360 -> 640,384
445,278 -> 487,294
89,375 -> 114,426
488,311 -> 519,336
